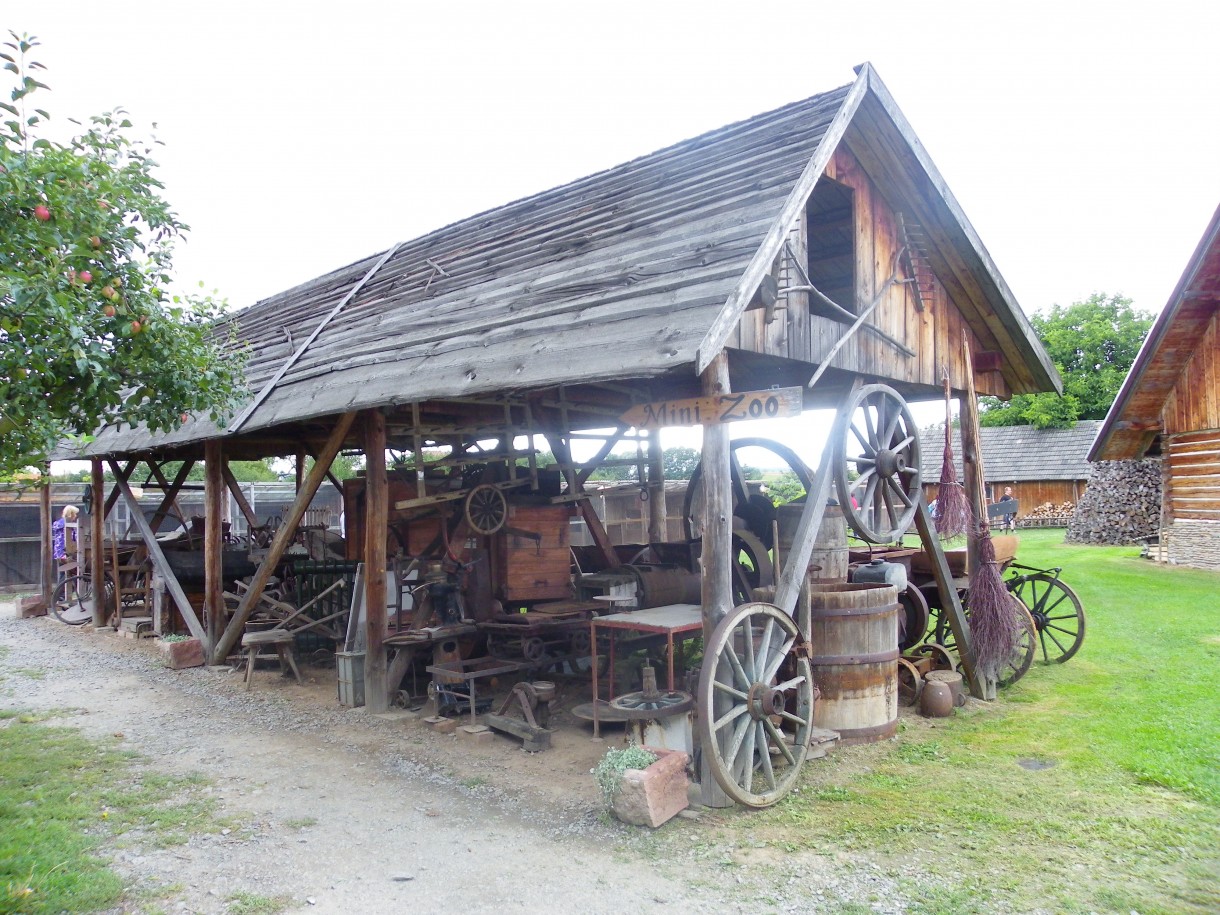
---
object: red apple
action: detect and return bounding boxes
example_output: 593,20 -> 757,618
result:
79,270 -> 93,284
33,204 -> 51,221
89,235 -> 102,248
130,320 -> 142,334
103,304 -> 117,318
180,413 -> 190,424
102,285 -> 117,300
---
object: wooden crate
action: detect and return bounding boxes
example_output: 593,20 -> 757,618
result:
495,503 -> 572,602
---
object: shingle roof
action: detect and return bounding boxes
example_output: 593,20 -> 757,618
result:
920,420 -> 1102,483
64,65 -> 1058,460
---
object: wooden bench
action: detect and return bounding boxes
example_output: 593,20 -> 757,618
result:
241,629 -> 302,689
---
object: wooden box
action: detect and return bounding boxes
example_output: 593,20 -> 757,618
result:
494,503 -> 573,602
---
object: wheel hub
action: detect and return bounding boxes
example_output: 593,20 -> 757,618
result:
748,682 -> 786,719
876,449 -> 905,478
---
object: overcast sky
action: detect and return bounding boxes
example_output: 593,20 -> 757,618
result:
13,1 -> 1220,467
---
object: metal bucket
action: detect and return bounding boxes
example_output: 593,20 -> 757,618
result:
776,501 -> 848,584
809,582 -> 900,745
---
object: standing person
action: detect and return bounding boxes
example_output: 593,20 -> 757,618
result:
52,505 -> 80,579
996,486 -> 1017,532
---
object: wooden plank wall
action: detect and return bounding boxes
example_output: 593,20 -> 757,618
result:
924,480 -> 1084,510
1165,429 -> 1220,521
1161,309 -> 1220,437
731,146 -> 1010,399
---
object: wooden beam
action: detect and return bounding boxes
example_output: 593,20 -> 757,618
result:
146,461 -> 194,534
221,464 -> 259,529
646,428 -> 667,543
107,460 -> 208,643
90,460 -> 105,628
577,498 -> 621,569
39,468 -> 53,611
698,351 -> 733,810
912,499 -> 983,698
103,460 -> 137,519
211,411 -> 359,664
204,441 -> 225,652
363,409 -> 390,712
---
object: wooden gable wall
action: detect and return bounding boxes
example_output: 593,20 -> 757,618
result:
1161,308 -> 1220,526
728,146 -> 1010,400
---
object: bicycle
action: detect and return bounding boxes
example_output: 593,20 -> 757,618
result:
50,570 -> 115,626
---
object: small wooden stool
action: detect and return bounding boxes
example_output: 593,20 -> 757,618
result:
241,629 -> 302,689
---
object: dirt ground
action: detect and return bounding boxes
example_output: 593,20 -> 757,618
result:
0,600 -> 905,914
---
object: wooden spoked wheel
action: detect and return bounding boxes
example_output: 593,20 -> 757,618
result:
897,585 -> 930,652
1007,573 -> 1086,664
51,574 -> 106,625
698,601 -> 814,808
464,484 -> 508,535
832,384 -> 922,543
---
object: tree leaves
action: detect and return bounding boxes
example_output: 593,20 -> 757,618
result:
1,33 -> 247,476
980,293 -> 1154,429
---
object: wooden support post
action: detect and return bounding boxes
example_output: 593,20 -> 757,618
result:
960,387 -> 984,577
912,499 -> 984,698
646,429 -> 667,543
772,444 -> 835,634
90,460 -> 105,627
102,459 -> 137,520
107,460 -> 208,643
212,412 -> 358,664
577,498 -> 621,569
204,441 -> 225,652
698,353 -> 733,809
39,467 -> 53,611
296,447 -> 306,493
363,409 -> 390,713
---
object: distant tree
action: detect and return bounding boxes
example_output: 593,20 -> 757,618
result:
765,471 -> 806,506
980,293 -> 1154,429
662,446 -> 701,481
227,460 -> 278,482
0,34 -> 245,477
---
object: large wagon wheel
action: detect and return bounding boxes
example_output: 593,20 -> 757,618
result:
698,601 -> 814,808
465,483 -> 508,536
1007,573 -> 1086,664
682,437 -> 815,545
832,384 -> 921,543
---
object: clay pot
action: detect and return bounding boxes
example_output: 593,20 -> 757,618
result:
920,679 -> 955,718
926,670 -> 965,708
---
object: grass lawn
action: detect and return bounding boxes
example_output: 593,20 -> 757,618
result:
705,530 -> 1220,914
0,707 -> 225,914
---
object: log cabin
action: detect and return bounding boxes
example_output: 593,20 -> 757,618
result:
1090,203 -> 1220,569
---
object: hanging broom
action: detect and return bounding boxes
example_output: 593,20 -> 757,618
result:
959,333 -> 1024,686
934,367 -> 970,539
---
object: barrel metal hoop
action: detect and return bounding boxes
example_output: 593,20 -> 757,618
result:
811,649 -> 900,665
809,601 -> 902,618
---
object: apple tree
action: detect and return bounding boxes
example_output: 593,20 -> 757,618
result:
0,33 -> 245,478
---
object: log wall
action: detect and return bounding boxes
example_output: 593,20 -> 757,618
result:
1164,429 -> 1220,523
728,146 -> 1011,399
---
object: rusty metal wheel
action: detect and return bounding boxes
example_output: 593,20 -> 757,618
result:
911,641 -> 957,674
521,636 -> 546,663
698,601 -> 814,808
897,657 -> 923,707
898,586 -> 930,652
465,483 -> 507,535
833,384 -> 921,543
1007,572 -> 1086,664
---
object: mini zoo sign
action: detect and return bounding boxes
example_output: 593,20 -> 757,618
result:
619,387 -> 803,430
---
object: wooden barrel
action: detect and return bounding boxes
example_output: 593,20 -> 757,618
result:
809,582 -> 900,745
776,501 -> 848,583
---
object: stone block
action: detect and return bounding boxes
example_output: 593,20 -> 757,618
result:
612,746 -> 690,828
459,724 -> 493,744
424,715 -> 458,734
159,637 -> 205,669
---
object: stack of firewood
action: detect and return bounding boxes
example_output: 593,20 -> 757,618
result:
1066,459 -> 1162,544
1018,501 -> 1076,526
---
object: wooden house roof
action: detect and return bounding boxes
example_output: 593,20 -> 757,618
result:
70,64 -> 1058,461
1090,203 -> 1220,461
921,420 -> 1101,483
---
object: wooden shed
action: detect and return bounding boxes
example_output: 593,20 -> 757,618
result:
1090,203 -> 1220,569
52,63 -> 1061,803
920,421 -> 1099,518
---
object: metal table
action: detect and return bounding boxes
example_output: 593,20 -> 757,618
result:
589,603 -> 703,736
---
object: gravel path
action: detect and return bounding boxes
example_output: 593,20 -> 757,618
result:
0,603 -> 904,914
